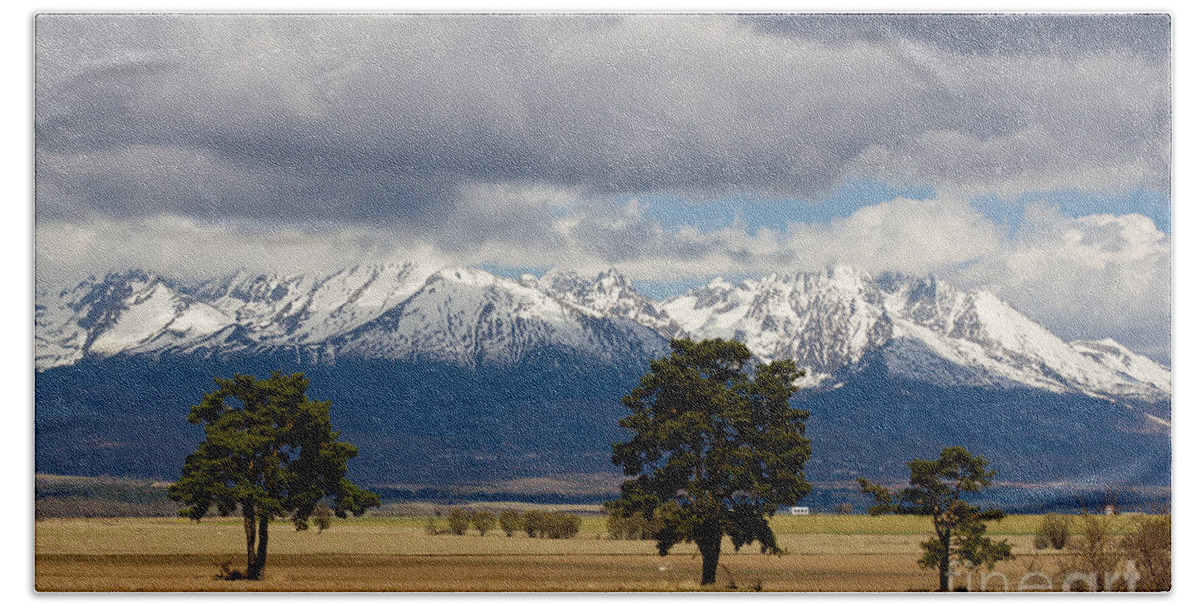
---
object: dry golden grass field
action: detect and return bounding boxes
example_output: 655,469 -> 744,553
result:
34,513 -> 1100,592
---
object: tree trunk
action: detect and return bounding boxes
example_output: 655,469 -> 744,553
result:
697,526 -> 722,586
938,534 -> 951,592
242,508 -> 257,579
248,516 -> 270,580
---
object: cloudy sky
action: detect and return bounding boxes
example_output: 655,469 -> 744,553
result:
34,13 -> 1171,362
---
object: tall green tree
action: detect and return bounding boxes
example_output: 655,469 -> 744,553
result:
858,446 -> 1013,591
167,372 -> 379,580
609,338 -> 812,586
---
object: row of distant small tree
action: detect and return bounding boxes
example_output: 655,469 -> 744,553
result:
605,509 -> 662,540
429,507 -> 582,539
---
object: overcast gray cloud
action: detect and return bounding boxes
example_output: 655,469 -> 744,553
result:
745,13 -> 1171,58
34,13 -> 1171,361
36,14 -> 1169,224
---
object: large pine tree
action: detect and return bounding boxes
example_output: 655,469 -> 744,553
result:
609,338 -> 812,586
168,371 -> 379,580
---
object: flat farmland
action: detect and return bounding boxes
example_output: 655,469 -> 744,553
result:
36,514 -> 1067,592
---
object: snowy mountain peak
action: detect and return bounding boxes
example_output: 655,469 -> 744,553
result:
537,267 -> 678,336
34,269 -> 236,365
34,263 -> 1169,409
538,267 -> 635,301
328,265 -> 669,368
816,264 -> 875,290
664,266 -> 890,373
662,267 -> 1169,405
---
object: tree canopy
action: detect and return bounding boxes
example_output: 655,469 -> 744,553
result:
859,446 -> 1012,591
608,338 -> 812,585
167,371 -> 379,580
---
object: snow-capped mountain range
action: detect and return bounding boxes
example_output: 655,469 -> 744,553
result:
36,263 -> 1171,411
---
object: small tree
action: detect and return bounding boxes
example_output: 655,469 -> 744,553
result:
471,510 -> 497,536
447,508 -> 471,536
498,509 -> 521,537
311,502 -> 333,534
607,507 -> 661,540
835,502 -> 854,515
606,509 -> 632,539
609,338 -> 812,585
522,510 -> 548,538
859,446 -> 1012,591
168,372 -> 379,580
627,512 -> 653,539
546,512 -> 582,539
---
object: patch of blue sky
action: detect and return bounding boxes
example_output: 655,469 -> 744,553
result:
632,278 -> 707,301
635,273 -> 763,302
475,263 -> 553,281
639,178 -> 937,235
970,188 -> 1171,235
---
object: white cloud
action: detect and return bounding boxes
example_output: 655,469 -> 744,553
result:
34,216 -> 450,290
784,197 -> 1003,274
950,206 -> 1171,360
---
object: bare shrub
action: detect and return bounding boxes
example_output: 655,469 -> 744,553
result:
1033,533 -> 1049,551
1058,511 -> 1125,591
424,517 -> 446,535
605,511 -> 630,539
542,511 -> 581,539
522,510 -> 547,538
626,512 -> 651,539
605,506 -> 662,540
566,513 -> 583,538
1121,515 -> 1170,591
312,502 -> 333,534
1034,514 -> 1071,550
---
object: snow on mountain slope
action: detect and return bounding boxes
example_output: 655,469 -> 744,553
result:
661,267 -> 1171,405
35,287 -> 88,370
36,262 -> 443,370
33,263 -> 1171,409
196,261 -> 435,344
1070,339 -> 1172,395
531,267 -> 680,337
87,281 -> 226,355
35,272 -> 236,367
35,264 -> 670,371
663,266 -> 889,376
331,267 -> 668,366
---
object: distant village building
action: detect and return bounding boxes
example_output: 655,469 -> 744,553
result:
1104,504 -> 1116,516
790,506 -> 810,516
